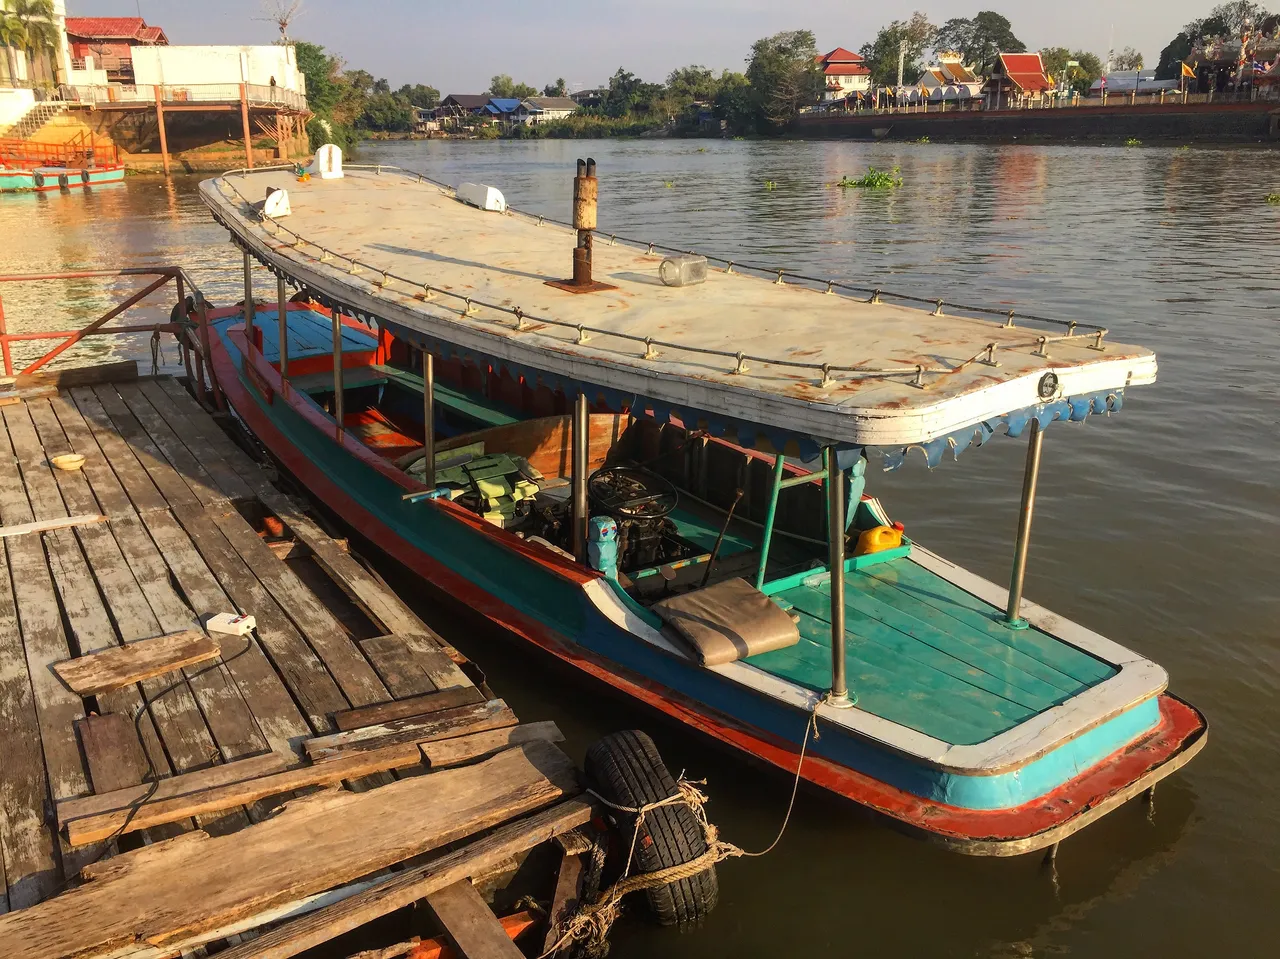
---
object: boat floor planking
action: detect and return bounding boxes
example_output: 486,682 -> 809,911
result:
202,169 -> 1155,449
198,301 -> 1205,851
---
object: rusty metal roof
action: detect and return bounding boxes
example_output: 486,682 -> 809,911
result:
202,168 -> 1156,450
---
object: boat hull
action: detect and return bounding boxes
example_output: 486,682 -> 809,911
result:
0,165 -> 124,193
205,318 -> 1206,854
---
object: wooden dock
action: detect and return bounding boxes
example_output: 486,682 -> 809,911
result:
0,369 -> 592,958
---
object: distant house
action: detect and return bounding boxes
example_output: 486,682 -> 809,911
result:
65,16 -> 169,83
917,53 -> 984,102
570,88 -> 603,108
1089,70 -> 1179,97
412,107 -> 439,133
984,52 -> 1054,107
514,96 -> 578,125
437,94 -> 490,119
484,98 -> 523,125
817,47 -> 871,100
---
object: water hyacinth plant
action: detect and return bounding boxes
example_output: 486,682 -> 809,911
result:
836,166 -> 903,189
1267,193 -> 1280,205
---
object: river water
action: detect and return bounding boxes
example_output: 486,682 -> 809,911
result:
1,139 -> 1276,957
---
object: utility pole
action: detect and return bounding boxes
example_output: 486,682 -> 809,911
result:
897,38 -> 907,109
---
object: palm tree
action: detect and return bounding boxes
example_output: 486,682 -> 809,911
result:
0,4 -> 29,86
7,0 -> 58,86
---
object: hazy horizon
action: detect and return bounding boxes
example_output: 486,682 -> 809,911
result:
69,1 -> 1232,91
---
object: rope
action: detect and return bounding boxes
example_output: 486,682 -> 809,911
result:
541,708 -> 821,956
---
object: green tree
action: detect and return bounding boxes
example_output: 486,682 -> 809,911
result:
543,77 -> 567,97
1040,47 -> 1103,93
1113,46 -> 1144,70
601,67 -> 663,116
933,11 -> 1024,70
372,77 -> 391,95
396,83 -> 440,109
294,41 -> 344,114
666,64 -> 720,102
1152,4 -> 1257,80
488,74 -> 538,99
713,70 -> 754,134
859,13 -> 936,86
1204,1 -> 1269,32
0,3 -> 27,86
745,30 -> 823,131
357,92 -> 413,132
6,0 -> 57,84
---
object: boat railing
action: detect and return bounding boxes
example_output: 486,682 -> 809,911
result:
0,267 -> 215,406
214,165 -> 1111,392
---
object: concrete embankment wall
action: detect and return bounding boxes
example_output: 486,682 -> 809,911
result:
796,102 -> 1280,143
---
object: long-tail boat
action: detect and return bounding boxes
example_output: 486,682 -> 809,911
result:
197,155 -> 1206,856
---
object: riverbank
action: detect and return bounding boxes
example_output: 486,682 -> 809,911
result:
796,100 -> 1280,143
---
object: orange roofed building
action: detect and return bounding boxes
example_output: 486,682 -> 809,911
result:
65,16 -> 169,83
984,52 -> 1054,108
817,47 -> 872,101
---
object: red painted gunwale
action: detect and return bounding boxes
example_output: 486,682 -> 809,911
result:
206,307 -> 1207,852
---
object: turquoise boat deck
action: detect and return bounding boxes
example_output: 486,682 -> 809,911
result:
750,558 -> 1116,746
247,308 -> 378,363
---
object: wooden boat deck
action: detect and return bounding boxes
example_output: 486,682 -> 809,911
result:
753,557 -> 1117,745
0,372 -> 578,943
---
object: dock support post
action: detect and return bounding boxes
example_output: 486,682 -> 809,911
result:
1005,419 -> 1044,627
571,392 -> 589,564
242,252 -> 255,349
755,453 -> 787,589
331,308 -> 344,440
422,348 -> 435,488
240,83 -> 254,170
154,85 -> 170,176
276,274 -> 289,381
825,447 -> 851,707
196,292 -> 224,411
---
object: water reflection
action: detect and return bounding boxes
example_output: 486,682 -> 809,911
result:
1,140 -> 1275,957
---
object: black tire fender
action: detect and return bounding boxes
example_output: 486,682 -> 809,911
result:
32,171 -> 44,188
584,730 -> 718,925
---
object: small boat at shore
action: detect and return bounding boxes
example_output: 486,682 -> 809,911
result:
198,155 -> 1206,856
0,136 -> 125,193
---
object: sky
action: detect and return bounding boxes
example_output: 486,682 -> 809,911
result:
68,1 -> 1225,91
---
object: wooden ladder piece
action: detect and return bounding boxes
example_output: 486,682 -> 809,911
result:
303,700 -> 517,764
424,881 -> 524,959
53,629 -> 219,697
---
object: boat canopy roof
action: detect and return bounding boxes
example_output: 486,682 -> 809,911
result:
202,167 -> 1156,462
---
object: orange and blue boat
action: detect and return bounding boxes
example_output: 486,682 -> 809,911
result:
0,135 -> 124,193
198,157 -> 1206,856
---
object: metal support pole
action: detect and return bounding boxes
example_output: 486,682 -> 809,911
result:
422,348 -> 435,488
331,308 -> 344,440
825,447 -> 851,707
276,274 -> 289,380
755,452 -> 787,589
240,83 -> 254,170
571,391 -> 589,563
154,85 -> 170,176
242,252 -> 255,350
1005,420 -> 1044,626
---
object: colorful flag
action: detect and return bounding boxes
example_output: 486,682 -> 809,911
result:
1182,62 -> 1197,78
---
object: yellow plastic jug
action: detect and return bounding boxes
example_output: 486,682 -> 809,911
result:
854,522 -> 905,556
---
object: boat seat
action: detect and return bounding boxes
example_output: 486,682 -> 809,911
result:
652,577 -> 800,667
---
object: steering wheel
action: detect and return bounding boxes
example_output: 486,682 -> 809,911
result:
588,466 -> 678,520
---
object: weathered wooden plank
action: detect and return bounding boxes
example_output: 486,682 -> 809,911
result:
166,507 -> 348,735
257,490 -> 469,688
333,685 -> 484,733
75,713 -> 190,846
208,510 -> 389,709
76,713 -> 150,795
542,848 -> 585,956
359,635 -> 442,698
0,513 -> 106,538
420,723 -> 564,770
64,744 -> 424,846
135,379 -> 257,504
114,382 -> 231,510
153,377 -> 269,493
206,796 -> 595,959
54,630 -> 219,697
0,538 -> 60,909
89,383 -> 205,512
0,742 -> 581,959
424,881 -> 524,959
70,386 -> 169,514
58,752 -> 292,828
53,391 -> 146,518
0,360 -> 138,391
304,700 -> 517,764
139,509 -> 306,757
